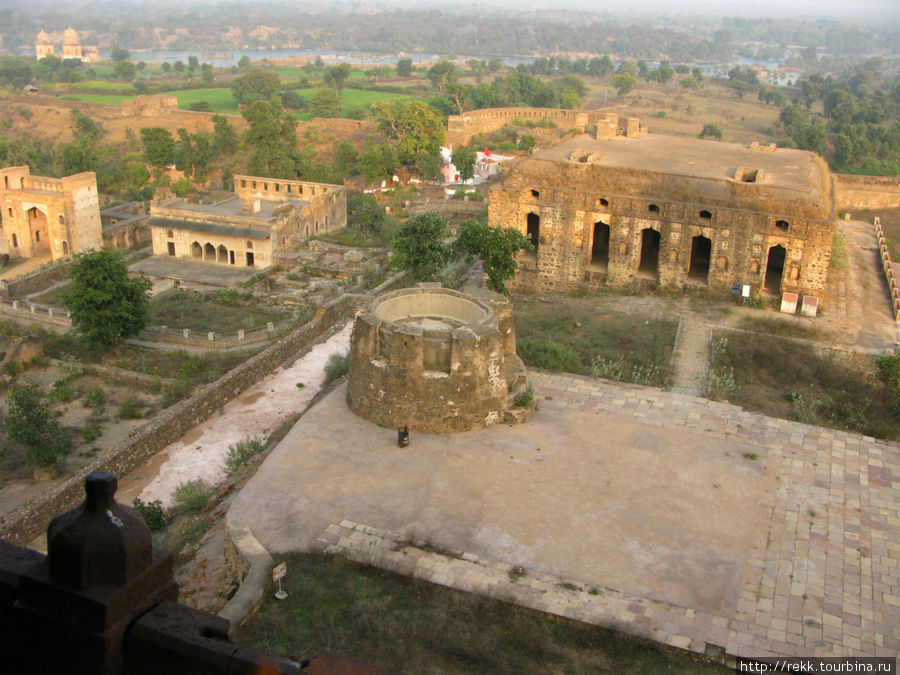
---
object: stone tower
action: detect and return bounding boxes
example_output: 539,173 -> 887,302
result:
35,30 -> 54,59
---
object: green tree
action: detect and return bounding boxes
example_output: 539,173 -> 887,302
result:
230,70 -> 281,104
323,63 -> 352,92
392,212 -> 449,282
241,98 -> 301,178
310,88 -> 342,117
200,63 -> 214,84
110,46 -> 130,62
414,149 -> 443,181
212,114 -> 238,155
238,55 -> 251,68
3,384 -> 71,467
370,100 -> 446,164
451,145 -> 477,181
140,127 -> 176,168
188,55 -> 199,70
698,123 -> 723,140
62,248 -> 151,347
427,60 -> 457,91
457,220 -> 533,295
113,60 -> 136,80
358,141 -> 398,182
612,73 -> 638,95
396,58 -> 413,78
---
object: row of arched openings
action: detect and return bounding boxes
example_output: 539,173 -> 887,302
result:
527,211 -> 787,289
190,241 -> 254,267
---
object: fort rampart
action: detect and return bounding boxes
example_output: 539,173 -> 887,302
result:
448,107 -> 600,146
833,174 -> 900,212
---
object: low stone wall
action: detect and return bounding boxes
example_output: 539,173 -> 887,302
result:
1,261 -> 70,297
0,294 -> 363,547
309,117 -> 377,134
872,217 -> 900,322
834,174 -> 900,212
0,298 -> 71,329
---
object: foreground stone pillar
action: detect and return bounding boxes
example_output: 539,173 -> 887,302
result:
5,471 -> 178,674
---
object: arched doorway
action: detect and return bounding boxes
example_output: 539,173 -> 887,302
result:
526,212 -> 540,255
191,242 -> 202,259
204,243 -> 215,260
61,240 -> 69,256
590,221 -> 609,269
217,245 -> 228,263
638,228 -> 660,278
688,235 -> 711,283
27,207 -> 49,255
764,245 -> 786,291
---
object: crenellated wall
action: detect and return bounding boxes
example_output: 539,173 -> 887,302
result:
447,107 -> 598,146
833,174 -> 900,212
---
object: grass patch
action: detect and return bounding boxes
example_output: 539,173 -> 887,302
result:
172,478 -> 215,515
709,330 -> 900,439
171,87 -> 239,113
236,553 -> 728,673
28,281 -> 72,307
735,316 -> 821,340
59,93 -> 133,105
148,288 -> 291,333
514,298 -> 676,387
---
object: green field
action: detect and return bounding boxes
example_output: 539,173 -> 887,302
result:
60,85 -> 414,118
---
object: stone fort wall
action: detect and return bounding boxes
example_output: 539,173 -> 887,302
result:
0,295 -> 361,547
833,174 -> 900,212
448,107 -> 600,147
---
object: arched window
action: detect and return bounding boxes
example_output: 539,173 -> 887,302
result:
598,198 -> 609,207
526,212 -> 540,253
530,189 -> 540,197
775,220 -> 789,231
699,209 -> 712,220
58,214 -> 65,225
11,233 -> 18,248
246,241 -> 253,249
167,229 -> 174,238
648,204 -> 660,214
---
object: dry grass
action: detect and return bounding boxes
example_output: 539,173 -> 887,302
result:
710,331 -> 900,439
236,553 -> 728,674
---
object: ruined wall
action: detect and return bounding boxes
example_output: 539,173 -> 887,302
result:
833,174 -> 900,211
309,117 -> 378,135
490,160 -> 834,298
0,295 -> 362,547
448,107 -> 597,147
121,95 -> 179,117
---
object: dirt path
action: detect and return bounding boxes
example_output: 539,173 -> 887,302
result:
670,318 -> 711,396
117,321 -> 354,507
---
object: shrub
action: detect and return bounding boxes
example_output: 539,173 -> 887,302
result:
517,338 -> 580,373
513,385 -> 534,408
591,355 -> 660,386
86,387 -> 107,410
3,384 -> 71,467
877,353 -> 900,391
133,497 -> 166,531
117,394 -> 144,419
703,338 -> 737,399
172,479 -> 215,514
324,352 -> 350,384
81,417 -> 102,442
224,436 -> 265,476
51,381 -> 76,402
162,382 -> 191,407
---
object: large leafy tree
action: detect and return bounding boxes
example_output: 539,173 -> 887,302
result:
370,100 -> 446,164
323,63 -> 352,92
457,221 -> 532,295
230,70 -> 281,105
392,212 -> 449,282
140,127 -> 176,168
451,145 -> 477,181
241,98 -> 301,178
62,249 -> 150,347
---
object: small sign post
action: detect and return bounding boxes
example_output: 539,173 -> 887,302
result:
273,562 -> 288,600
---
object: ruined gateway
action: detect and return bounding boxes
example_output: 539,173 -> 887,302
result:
346,285 -> 530,433
488,116 -> 836,302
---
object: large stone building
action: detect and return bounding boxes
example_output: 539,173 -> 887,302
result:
489,115 -> 836,302
0,166 -> 103,260
148,174 -> 347,269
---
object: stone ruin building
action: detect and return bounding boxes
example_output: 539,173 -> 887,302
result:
35,28 -> 100,63
148,174 -> 347,269
347,284 -> 530,433
488,114 -> 836,305
0,166 -> 103,261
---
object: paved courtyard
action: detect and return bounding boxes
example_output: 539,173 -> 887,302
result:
228,371 -> 899,659
130,255 -> 264,286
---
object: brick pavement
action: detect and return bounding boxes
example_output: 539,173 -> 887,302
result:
311,372 -> 899,660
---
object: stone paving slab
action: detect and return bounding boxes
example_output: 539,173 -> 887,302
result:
228,371 -> 900,659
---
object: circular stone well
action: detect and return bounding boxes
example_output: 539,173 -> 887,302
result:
346,284 -> 529,433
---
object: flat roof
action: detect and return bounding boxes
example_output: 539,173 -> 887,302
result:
148,217 -> 270,240
159,196 -> 309,221
535,134 -> 820,194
